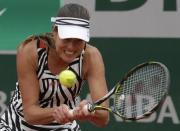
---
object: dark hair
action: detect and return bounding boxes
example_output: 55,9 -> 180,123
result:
57,3 -> 90,20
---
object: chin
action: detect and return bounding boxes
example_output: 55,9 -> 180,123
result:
62,57 -> 75,64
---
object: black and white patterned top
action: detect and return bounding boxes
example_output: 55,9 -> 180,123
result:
0,35 -> 85,131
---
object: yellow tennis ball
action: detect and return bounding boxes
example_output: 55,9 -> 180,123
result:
59,70 -> 77,88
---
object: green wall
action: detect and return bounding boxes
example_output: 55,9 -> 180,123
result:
0,0 -> 59,50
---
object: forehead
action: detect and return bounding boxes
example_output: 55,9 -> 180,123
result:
63,38 -> 86,43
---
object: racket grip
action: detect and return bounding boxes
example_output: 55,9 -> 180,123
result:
69,104 -> 93,116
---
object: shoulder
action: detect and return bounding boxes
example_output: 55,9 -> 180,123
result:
16,36 -> 38,67
17,36 -> 37,54
83,44 -> 105,79
85,44 -> 102,58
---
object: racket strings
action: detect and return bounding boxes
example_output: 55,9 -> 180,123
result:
114,64 -> 169,119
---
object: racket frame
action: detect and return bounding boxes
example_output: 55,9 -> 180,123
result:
87,61 -> 170,120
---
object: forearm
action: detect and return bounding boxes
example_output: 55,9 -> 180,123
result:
24,105 -> 55,125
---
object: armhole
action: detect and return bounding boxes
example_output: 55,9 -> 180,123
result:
36,33 -> 55,50
80,43 -> 87,80
36,37 -> 47,49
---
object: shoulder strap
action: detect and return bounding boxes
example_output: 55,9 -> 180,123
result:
36,36 -> 47,49
37,33 -> 55,49
20,35 -> 47,49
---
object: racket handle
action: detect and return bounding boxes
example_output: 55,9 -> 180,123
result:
69,104 -> 92,116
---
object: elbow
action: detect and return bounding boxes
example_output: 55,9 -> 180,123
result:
98,115 -> 109,127
24,109 -> 40,125
93,112 -> 109,127
104,116 -> 110,126
24,113 -> 37,125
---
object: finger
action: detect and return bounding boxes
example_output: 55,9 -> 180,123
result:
74,107 -> 89,121
53,108 -> 63,123
54,105 -> 71,124
61,105 -> 72,123
79,100 -> 88,108
81,104 -> 90,116
70,107 -> 79,120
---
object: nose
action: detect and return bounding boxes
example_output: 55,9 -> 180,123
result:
66,40 -> 76,50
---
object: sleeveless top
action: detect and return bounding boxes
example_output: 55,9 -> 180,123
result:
0,34 -> 85,131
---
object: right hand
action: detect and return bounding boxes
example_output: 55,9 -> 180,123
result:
53,104 -> 74,124
71,100 -> 92,121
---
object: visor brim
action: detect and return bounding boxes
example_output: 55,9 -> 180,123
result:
57,25 -> 90,42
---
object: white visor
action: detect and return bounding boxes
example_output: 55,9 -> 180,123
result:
51,17 -> 90,42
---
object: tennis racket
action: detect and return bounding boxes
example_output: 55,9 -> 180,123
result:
72,61 -> 170,120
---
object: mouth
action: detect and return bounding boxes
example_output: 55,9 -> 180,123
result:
64,50 -> 75,56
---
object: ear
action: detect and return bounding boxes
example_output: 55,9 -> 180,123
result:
51,26 -> 57,36
51,25 -> 57,31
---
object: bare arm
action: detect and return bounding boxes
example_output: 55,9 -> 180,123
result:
73,45 -> 109,127
86,46 -> 109,127
17,40 -> 55,124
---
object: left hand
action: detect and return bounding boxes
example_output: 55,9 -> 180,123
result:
53,104 -> 74,124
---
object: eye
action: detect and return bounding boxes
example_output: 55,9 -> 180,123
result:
62,38 -> 71,43
73,39 -> 84,44
62,38 -> 85,45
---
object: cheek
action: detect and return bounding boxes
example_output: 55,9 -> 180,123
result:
55,43 -> 61,50
55,44 -> 64,55
55,38 -> 64,51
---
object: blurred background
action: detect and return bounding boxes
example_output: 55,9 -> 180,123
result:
0,0 -> 180,130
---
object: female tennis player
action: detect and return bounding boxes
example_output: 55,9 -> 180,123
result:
0,3 -> 109,131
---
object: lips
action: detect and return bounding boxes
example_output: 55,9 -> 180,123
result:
64,50 -> 75,55
63,50 -> 77,62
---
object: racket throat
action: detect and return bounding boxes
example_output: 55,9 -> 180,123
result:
87,103 -> 95,112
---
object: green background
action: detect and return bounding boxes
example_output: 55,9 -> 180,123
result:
0,0 -> 59,50
0,0 -> 180,130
